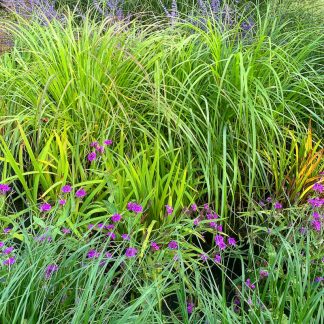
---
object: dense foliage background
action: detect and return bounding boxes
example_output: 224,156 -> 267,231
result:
0,0 -> 323,322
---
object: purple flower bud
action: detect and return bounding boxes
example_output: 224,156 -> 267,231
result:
3,257 -> 15,266
168,240 -> 178,250
125,247 -> 137,258
214,254 -> 221,263
61,185 -> 72,193
76,188 -> 86,198
40,203 -> 52,212
87,152 -> 97,162
0,183 -> 11,195
111,213 -> 122,222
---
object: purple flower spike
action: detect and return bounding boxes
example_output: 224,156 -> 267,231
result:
62,228 -> 71,234
228,237 -> 237,246
311,220 -> 321,232
0,183 -> 11,195
3,257 -> 15,266
107,232 -> 116,240
87,152 -> 97,162
59,199 -> 66,206
151,241 -> 160,251
274,202 -> 282,209
76,188 -> 86,198
187,301 -> 194,314
61,185 -> 72,193
121,234 -> 130,241
105,252 -> 113,259
3,246 -> 14,254
165,204 -> 173,215
168,240 -> 178,250
104,139 -> 113,146
40,203 -> 52,212
214,254 -> 221,263
3,227 -> 11,234
245,278 -> 255,290
313,182 -> 324,193
127,202 -> 143,214
259,270 -> 269,279
193,218 -> 200,226
87,249 -> 100,259
125,247 -> 137,258
45,264 -> 59,279
200,253 -> 208,262
111,213 -> 122,222
308,197 -> 324,208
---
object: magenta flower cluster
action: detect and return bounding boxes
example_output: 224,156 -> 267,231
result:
87,139 -> 113,162
127,202 -> 143,214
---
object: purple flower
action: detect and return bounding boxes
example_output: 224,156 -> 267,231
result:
87,152 -> 97,162
311,220 -> 321,232
121,234 -> 130,241
125,247 -> 137,258
62,228 -> 71,234
217,225 -> 223,232
308,197 -> 324,208
111,213 -> 122,222
59,199 -> 66,206
314,277 -> 324,283
168,240 -> 178,250
245,278 -> 255,290
87,249 -> 100,259
259,201 -> 266,207
215,235 -> 226,250
200,253 -> 208,262
165,204 -> 173,215
193,218 -> 200,226
300,227 -> 307,235
3,246 -> 14,254
0,183 -> 11,194
209,222 -> 217,229
191,204 -> 197,211
45,264 -> 59,279
104,139 -> 113,146
61,185 -> 72,193
187,301 -> 194,314
90,141 -> 99,147
151,241 -> 160,251
96,146 -> 105,154
40,203 -> 52,212
214,254 -> 221,263
203,203 -> 209,210
228,237 -> 237,246
105,252 -> 113,259
3,227 -> 11,234
0,242 -> 4,248
274,202 -> 282,209
88,224 -> 94,230
313,182 -> 324,193
97,223 -> 104,229
76,188 -> 86,198
3,257 -> 15,266
127,202 -> 143,214
105,224 -> 115,230
106,232 -> 116,240
313,212 -> 320,220
259,270 -> 269,279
